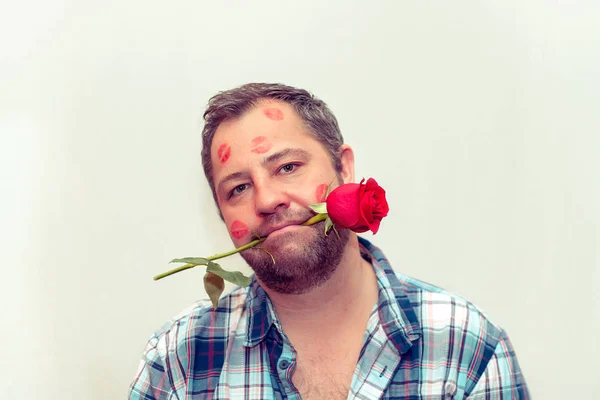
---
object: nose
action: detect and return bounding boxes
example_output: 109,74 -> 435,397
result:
254,180 -> 290,216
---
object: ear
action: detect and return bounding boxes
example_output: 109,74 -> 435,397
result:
338,144 -> 355,184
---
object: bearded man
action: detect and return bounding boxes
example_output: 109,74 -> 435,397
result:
129,83 -> 530,399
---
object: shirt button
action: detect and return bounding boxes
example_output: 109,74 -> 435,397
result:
444,382 -> 457,397
278,359 -> 290,369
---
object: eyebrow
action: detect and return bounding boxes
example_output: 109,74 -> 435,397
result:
263,148 -> 311,166
217,148 -> 312,194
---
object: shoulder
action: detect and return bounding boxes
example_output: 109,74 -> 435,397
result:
393,275 -> 530,397
394,271 -> 503,342
148,284 -> 250,359
390,272 -> 516,393
363,237 -> 505,355
129,286 -> 251,398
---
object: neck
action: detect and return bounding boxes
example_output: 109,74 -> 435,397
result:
258,234 -> 379,329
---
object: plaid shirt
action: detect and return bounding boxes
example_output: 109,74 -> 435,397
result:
130,238 -> 530,399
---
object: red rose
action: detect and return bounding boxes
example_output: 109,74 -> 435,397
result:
325,178 -> 389,234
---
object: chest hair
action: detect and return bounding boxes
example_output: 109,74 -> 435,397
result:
291,351 -> 358,400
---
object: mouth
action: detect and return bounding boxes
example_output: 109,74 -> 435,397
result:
262,220 -> 309,238
266,224 -> 304,238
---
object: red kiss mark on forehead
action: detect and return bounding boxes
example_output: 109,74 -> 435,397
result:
263,108 -> 284,121
230,220 -> 249,239
217,143 -> 231,163
250,136 -> 273,154
315,183 -> 328,203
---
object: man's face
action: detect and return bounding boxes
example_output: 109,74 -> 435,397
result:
210,100 -> 350,293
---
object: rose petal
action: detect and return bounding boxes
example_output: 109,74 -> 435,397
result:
369,218 -> 382,234
326,183 -> 361,228
325,177 -> 389,234
359,192 -> 373,223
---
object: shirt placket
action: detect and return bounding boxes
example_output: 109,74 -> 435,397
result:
350,311 -> 401,400
275,339 -> 301,400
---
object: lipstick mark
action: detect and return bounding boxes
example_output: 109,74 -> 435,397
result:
217,143 -> 231,164
230,220 -> 249,239
263,108 -> 284,121
315,183 -> 328,203
250,136 -> 273,154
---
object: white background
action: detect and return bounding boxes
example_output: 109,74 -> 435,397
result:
1,1 -> 598,399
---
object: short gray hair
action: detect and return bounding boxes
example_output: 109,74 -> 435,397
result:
201,83 -> 344,215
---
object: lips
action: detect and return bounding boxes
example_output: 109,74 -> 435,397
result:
260,220 -> 307,238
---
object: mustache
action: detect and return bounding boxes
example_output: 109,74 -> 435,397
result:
255,209 -> 316,238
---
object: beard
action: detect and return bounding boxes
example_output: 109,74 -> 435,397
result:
240,209 -> 350,295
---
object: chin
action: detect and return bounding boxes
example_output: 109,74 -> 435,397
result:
241,225 -> 351,295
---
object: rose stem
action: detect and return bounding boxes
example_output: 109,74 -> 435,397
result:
153,213 -> 328,281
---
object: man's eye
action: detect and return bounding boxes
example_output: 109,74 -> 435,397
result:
279,163 -> 298,174
229,184 -> 248,198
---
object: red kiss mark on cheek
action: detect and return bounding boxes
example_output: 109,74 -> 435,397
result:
250,136 -> 273,154
263,108 -> 284,121
217,143 -> 231,163
230,220 -> 249,239
315,183 -> 328,203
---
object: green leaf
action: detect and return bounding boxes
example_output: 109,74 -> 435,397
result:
204,272 -> 225,310
332,225 -> 341,239
324,217 -> 334,236
170,257 -> 208,265
308,202 -> 328,214
326,179 -> 335,197
206,261 -> 253,287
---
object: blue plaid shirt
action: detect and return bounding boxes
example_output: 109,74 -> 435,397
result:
130,238 -> 530,399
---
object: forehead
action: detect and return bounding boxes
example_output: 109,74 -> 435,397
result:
209,100 -> 325,183
211,100 -> 318,159
214,100 -> 305,141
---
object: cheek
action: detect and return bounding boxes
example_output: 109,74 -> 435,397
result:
250,136 -> 273,154
315,183 -> 329,203
229,220 -> 250,240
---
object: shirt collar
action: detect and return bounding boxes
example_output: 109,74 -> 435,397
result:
358,237 -> 422,354
243,277 -> 278,347
243,237 -> 422,354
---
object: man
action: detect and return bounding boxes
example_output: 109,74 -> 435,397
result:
129,83 -> 530,399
